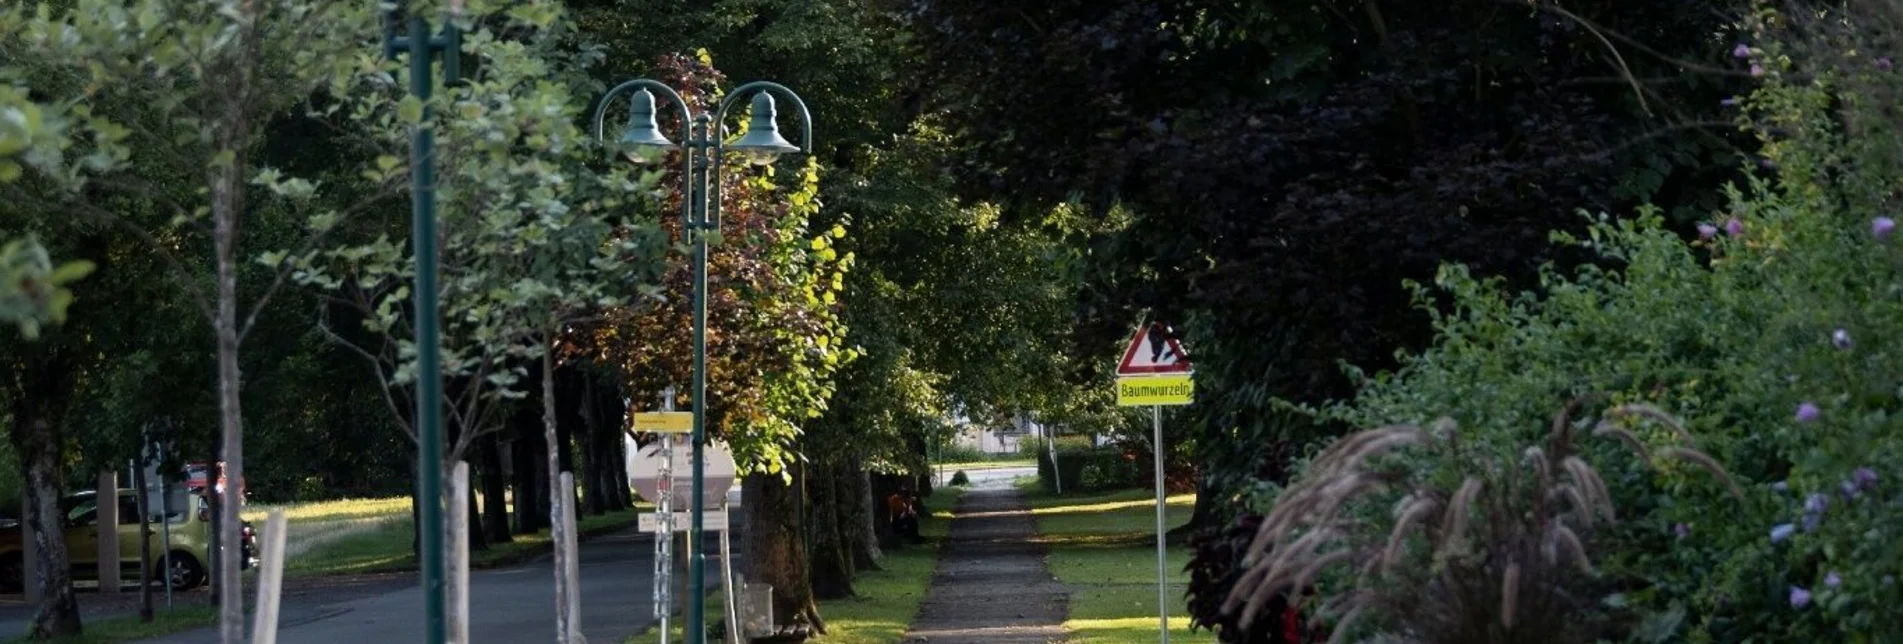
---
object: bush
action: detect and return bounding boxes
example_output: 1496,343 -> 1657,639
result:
936,443 -> 994,464
1018,434 -> 1092,460
1270,39 -> 1903,641
1038,443 -> 1142,494
949,470 -> 970,486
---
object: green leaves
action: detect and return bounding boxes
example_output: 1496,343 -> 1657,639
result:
0,235 -> 94,339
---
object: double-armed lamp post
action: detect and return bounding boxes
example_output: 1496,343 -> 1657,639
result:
592,79 -> 812,642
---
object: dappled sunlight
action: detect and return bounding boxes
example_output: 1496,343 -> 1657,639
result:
1029,493 -> 1195,516
1065,615 -> 1214,644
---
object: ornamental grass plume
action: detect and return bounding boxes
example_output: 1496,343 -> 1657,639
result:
1223,400 -> 1742,644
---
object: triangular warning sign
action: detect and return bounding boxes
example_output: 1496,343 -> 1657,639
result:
1117,322 -> 1191,376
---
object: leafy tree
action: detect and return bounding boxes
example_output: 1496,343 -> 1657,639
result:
897,0 -> 1757,529
286,3 -> 666,637
574,52 -> 854,631
0,0 -> 408,637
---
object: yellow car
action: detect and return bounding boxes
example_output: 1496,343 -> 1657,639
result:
0,488 -> 257,592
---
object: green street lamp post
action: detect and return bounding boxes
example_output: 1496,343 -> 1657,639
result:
381,4 -> 460,642
592,79 -> 811,642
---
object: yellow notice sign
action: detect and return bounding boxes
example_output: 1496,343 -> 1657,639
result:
632,412 -> 693,433
1117,374 -> 1194,406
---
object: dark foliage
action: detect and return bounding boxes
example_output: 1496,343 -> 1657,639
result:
900,0 -> 1755,512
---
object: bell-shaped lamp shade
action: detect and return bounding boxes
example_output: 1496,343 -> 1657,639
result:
616,89 -> 676,165
727,92 -> 801,166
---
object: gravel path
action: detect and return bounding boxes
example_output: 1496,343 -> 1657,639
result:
904,488 -> 1068,644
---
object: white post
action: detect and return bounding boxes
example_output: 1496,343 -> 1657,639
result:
1153,405 -> 1169,643
448,462 -> 470,644
249,510 -> 289,644
1046,421 -> 1063,495
720,503 -> 740,644
97,470 -> 119,593
560,472 -> 582,643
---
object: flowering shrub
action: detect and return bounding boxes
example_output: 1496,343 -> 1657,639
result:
1220,404 -> 1736,644
1267,7 -> 1903,641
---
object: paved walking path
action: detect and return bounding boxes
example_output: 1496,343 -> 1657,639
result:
904,488 -> 1067,643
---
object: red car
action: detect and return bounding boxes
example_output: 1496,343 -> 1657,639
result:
183,462 -> 247,499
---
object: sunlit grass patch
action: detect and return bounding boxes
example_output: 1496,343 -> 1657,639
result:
1033,487 -> 1213,644
244,496 -> 411,526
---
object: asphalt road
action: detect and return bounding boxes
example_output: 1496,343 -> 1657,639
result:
142,529 -> 666,643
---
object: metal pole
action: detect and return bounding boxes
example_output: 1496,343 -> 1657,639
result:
407,14 -> 449,642
159,471 -> 173,609
688,115 -> 713,644
657,388 -> 676,642
381,7 -> 458,640
1153,404 -> 1169,643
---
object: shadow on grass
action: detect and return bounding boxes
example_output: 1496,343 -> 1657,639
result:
3,606 -> 218,644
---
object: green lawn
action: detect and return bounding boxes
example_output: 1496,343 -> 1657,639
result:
626,487 -> 964,644
3,607 -> 217,644
1029,488 -> 1213,644
279,497 -> 643,578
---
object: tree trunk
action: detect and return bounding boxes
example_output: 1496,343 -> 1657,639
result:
579,376 -> 606,516
512,413 -> 546,535
540,346 -> 574,643
610,429 -> 631,509
869,473 -> 901,551
466,483 -> 487,551
843,466 -> 882,571
481,437 -> 513,545
208,13 -> 262,637
745,463 -> 824,633
9,349 -> 80,638
808,462 -> 854,599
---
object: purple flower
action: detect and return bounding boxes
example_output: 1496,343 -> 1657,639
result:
1875,217 -> 1896,240
1725,217 -> 1746,237
1772,480 -> 1790,493
1790,586 -> 1812,608
1842,479 -> 1861,500
1880,57 -> 1894,71
1886,576 -> 1895,587
1752,63 -> 1766,77
1734,44 -> 1752,59
1803,511 -> 1823,533
1805,492 -> 1830,514
1771,523 -> 1797,543
1721,97 -> 1739,107
1854,467 -> 1879,491
1833,328 -> 1853,350
1796,402 -> 1821,423
1697,223 -> 1719,239
1826,572 -> 1843,588
1674,523 -> 1692,539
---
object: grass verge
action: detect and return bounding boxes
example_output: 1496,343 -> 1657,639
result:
285,505 -> 642,578
1030,488 -> 1214,644
4,606 -> 217,644
625,487 -> 966,644
807,486 -> 962,644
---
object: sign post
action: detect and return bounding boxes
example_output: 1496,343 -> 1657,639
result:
628,397 -> 740,640
1115,321 -> 1193,644
638,387 -> 681,642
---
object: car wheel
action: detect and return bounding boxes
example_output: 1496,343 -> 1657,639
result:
164,551 -> 205,590
0,553 -> 20,593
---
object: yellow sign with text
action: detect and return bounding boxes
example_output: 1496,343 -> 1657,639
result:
633,412 -> 693,433
1117,374 -> 1194,406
